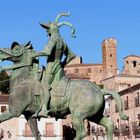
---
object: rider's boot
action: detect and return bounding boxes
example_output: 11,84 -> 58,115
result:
33,71 -> 52,118
33,85 -> 51,118
37,90 -> 50,118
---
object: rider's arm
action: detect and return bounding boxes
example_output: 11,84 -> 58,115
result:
32,38 -> 56,58
62,42 -> 76,67
31,51 -> 47,58
1,52 -> 32,71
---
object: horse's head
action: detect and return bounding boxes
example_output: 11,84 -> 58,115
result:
0,42 -> 22,62
0,48 -> 15,62
0,41 -> 32,62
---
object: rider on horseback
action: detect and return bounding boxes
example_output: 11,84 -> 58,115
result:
33,12 -> 76,118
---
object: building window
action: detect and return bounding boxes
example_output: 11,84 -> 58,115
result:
126,60 -> 129,64
100,70 -> 102,73
23,123 -> 33,137
118,84 -> 130,91
74,68 -> 79,73
133,61 -> 137,68
1,106 -> 6,112
135,92 -> 140,107
124,96 -> 129,110
45,123 -> 54,137
87,68 -> 91,73
115,104 -> 118,113
110,54 -> 112,57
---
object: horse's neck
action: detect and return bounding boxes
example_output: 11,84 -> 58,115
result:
11,67 -> 30,79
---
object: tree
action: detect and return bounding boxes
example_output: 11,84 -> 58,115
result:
0,70 -> 10,94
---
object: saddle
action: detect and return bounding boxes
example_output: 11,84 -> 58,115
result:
50,76 -> 70,97
38,67 -> 70,97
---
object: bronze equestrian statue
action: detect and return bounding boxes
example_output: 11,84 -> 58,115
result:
32,12 -> 76,118
0,13 -> 127,140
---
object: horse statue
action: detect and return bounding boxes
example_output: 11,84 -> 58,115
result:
0,42 -> 127,140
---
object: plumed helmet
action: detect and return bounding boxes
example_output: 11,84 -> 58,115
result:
40,12 -> 76,38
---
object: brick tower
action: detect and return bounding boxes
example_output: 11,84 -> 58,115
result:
102,38 -> 117,79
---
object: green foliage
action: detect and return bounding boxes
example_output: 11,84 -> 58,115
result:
0,70 -> 10,94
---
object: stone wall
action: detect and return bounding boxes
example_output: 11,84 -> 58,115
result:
110,84 -> 140,140
122,55 -> 140,76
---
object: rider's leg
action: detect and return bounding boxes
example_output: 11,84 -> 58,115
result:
33,82 -> 51,118
37,86 -> 51,117
36,70 -> 53,118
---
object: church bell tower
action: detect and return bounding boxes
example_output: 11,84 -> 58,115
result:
102,38 -> 117,79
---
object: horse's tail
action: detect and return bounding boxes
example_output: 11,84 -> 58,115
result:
102,89 -> 128,120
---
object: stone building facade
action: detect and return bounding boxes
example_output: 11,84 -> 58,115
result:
122,55 -> 140,76
109,83 -> 140,140
102,38 -> 117,79
102,49 -> 140,140
64,38 -> 140,140
103,74 -> 140,92
65,38 -> 118,85
63,38 -> 119,139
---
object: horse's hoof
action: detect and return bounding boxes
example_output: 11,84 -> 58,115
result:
37,112 -> 48,118
32,113 -> 38,118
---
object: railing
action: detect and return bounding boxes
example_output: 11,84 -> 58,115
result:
113,126 -> 120,136
121,124 -> 129,132
91,126 -> 106,138
132,121 -> 140,134
112,121 -> 140,137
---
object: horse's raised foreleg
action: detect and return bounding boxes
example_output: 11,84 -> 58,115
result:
26,117 -> 41,140
0,93 -> 29,123
0,104 -> 27,123
72,115 -> 88,140
99,116 -> 114,140
0,110 -> 14,123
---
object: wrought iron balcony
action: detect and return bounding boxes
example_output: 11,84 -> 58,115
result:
91,126 -> 106,137
132,121 -> 140,134
113,126 -> 120,136
120,124 -> 130,136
